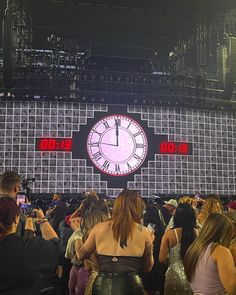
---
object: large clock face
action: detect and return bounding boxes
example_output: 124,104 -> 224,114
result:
87,114 -> 148,176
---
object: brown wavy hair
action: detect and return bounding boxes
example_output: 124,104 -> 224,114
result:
112,189 -> 142,248
184,212 -> 233,282
197,197 -> 224,225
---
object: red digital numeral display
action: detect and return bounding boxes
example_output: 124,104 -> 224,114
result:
37,138 -> 72,152
159,142 -> 190,155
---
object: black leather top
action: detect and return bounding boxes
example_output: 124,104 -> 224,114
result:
97,255 -> 142,273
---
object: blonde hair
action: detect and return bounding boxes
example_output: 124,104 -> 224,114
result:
178,196 -> 193,205
197,197 -> 224,225
226,212 -> 236,225
184,213 -> 233,282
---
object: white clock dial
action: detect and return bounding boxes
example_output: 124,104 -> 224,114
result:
87,114 -> 148,176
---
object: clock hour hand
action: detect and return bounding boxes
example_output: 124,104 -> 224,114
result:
101,142 -> 117,146
115,119 -> 119,146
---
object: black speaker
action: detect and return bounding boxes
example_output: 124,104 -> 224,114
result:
223,37 -> 236,100
2,13 -> 15,91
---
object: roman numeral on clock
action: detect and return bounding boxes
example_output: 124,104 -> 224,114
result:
115,164 -> 120,173
93,130 -> 102,136
136,143 -> 144,148
134,154 -> 141,161
127,122 -> 131,129
90,142 -> 99,147
103,121 -> 110,129
115,119 -> 121,126
127,162 -> 132,170
134,131 -> 141,137
92,151 -> 102,161
103,160 -> 110,169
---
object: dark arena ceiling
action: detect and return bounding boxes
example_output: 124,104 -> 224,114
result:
1,0 -> 236,109
1,0 -> 236,53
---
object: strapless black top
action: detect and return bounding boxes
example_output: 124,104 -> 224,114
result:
97,255 -> 143,273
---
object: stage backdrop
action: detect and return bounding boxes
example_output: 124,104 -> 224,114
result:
0,101 -> 235,196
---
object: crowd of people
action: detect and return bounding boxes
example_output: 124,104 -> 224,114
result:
1,170 -> 236,295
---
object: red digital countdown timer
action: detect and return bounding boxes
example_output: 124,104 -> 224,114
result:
158,141 -> 192,155
36,138 -> 72,152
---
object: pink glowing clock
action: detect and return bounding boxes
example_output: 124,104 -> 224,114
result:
87,114 -> 148,176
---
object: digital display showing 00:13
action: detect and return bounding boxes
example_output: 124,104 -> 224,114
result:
159,141 -> 192,155
36,138 -> 72,152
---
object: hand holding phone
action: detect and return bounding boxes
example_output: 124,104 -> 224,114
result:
20,204 -> 38,217
33,208 -> 46,219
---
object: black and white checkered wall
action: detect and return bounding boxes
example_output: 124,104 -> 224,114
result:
0,101 -> 235,196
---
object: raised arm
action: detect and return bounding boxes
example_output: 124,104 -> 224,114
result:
34,208 -> 58,240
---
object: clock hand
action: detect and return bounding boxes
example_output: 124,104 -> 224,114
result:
115,120 -> 119,146
101,142 -> 118,146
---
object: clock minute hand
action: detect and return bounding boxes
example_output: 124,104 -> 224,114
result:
115,120 -> 119,146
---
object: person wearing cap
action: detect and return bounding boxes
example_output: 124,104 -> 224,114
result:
163,200 -> 178,232
164,199 -> 178,216
228,201 -> 236,212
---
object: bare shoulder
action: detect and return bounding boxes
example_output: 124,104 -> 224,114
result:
212,244 -> 231,260
134,224 -> 152,239
161,229 -> 177,246
136,223 -> 146,232
93,219 -> 111,231
164,228 -> 175,237
213,244 -> 230,253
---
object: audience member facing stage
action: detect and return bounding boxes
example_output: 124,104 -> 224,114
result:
159,203 -> 197,295
69,194 -> 100,231
0,170 -> 21,199
178,196 -> 193,205
142,203 -> 167,295
58,204 -> 79,295
228,201 -> 236,213
46,193 -> 67,233
0,197 -> 59,295
68,209 -> 109,295
184,212 -> 236,295
225,211 -> 236,265
163,199 -> 178,216
0,170 -> 33,237
77,189 -> 154,295
197,196 -> 224,225
52,193 -> 61,202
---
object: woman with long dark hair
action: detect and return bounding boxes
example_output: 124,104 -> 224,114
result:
76,189 -> 154,295
159,203 -> 197,295
184,213 -> 236,295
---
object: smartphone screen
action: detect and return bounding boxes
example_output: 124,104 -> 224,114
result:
16,192 -> 26,205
